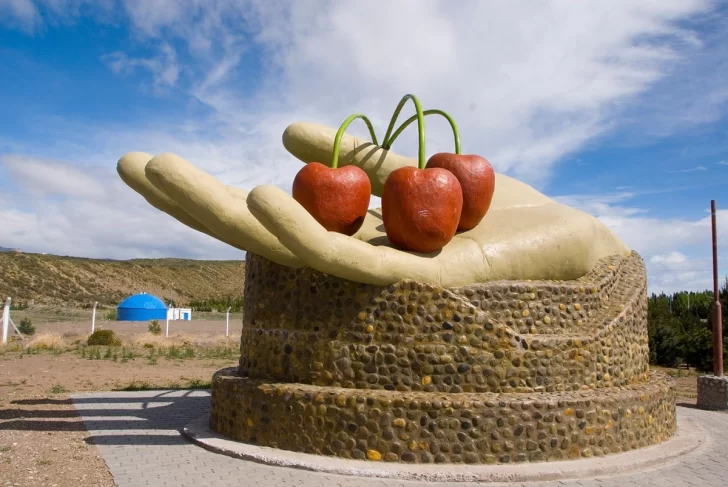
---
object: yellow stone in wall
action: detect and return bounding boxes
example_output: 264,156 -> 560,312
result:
367,449 -> 382,461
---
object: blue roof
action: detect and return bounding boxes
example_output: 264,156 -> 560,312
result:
117,293 -> 167,310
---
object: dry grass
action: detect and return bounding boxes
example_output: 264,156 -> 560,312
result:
3,330 -> 236,358
127,332 -> 236,350
25,332 -> 68,351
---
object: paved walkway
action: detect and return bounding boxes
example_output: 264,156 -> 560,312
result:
72,390 -> 728,487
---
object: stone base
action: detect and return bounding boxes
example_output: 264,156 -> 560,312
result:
697,375 -> 728,410
210,368 -> 677,464
186,411 -> 705,482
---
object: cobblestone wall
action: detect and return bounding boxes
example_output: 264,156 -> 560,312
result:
211,368 -> 675,464
697,376 -> 728,410
210,251 -> 676,463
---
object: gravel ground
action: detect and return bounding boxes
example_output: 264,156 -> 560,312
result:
0,318 -> 239,487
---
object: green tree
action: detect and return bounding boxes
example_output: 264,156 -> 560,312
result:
648,280 -> 728,372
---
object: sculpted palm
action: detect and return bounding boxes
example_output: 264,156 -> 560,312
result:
117,122 -> 629,287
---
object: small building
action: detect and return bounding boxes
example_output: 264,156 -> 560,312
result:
167,308 -> 192,321
117,292 -> 168,321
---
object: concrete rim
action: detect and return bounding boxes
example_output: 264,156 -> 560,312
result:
182,410 -> 707,483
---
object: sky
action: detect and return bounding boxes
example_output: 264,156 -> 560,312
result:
0,0 -> 727,296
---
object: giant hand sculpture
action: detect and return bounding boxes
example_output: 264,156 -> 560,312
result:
117,122 -> 629,287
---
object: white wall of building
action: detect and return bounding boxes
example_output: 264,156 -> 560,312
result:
166,307 -> 192,320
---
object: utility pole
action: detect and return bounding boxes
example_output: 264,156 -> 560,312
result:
711,200 -> 723,376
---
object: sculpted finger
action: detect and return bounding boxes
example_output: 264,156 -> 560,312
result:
117,152 -> 222,240
143,153 -> 303,268
246,185 -> 487,286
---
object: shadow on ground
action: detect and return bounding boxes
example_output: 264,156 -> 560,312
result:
2,390 -> 211,447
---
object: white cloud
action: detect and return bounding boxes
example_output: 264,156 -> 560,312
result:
648,252 -> 709,294
0,0 -> 39,33
561,192 -> 728,294
6,2 -> 720,186
614,5 -> 728,139
0,155 -> 242,260
102,42 -> 179,90
670,165 -> 708,173
719,160 -> 728,165
1,154 -> 104,198
651,251 -> 691,268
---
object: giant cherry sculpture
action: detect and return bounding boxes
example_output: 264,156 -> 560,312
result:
380,94 -> 463,253
383,107 -> 495,232
292,114 -> 375,236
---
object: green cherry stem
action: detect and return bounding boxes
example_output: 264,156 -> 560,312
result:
383,109 -> 461,155
381,94 -> 427,169
331,114 -> 379,169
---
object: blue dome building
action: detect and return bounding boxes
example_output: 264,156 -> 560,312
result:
117,292 -> 168,321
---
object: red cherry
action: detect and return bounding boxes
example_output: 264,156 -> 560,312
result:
292,163 -> 371,236
381,166 -> 463,253
426,153 -> 495,231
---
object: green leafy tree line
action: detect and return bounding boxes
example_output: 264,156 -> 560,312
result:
187,296 -> 243,313
648,278 -> 728,372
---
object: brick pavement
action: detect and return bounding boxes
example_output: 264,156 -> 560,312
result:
72,390 -> 728,487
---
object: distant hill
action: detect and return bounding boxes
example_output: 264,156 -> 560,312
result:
0,251 -> 245,307
0,246 -> 19,252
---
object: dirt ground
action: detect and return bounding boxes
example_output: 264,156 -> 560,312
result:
0,318 -> 240,487
0,317 -> 712,487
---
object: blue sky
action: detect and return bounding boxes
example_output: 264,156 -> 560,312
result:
0,0 -> 727,294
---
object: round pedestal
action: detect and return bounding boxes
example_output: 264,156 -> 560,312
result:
210,252 -> 676,464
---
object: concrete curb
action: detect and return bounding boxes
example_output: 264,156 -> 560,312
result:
182,411 -> 708,483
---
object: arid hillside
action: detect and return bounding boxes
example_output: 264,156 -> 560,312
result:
0,251 -> 244,307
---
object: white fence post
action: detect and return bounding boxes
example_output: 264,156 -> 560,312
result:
91,301 -> 98,333
2,297 -> 11,345
165,316 -> 169,338
226,307 -> 231,337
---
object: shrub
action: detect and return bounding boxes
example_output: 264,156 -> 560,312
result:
148,320 -> 162,335
87,329 -> 121,346
18,318 -> 36,336
104,309 -> 117,320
